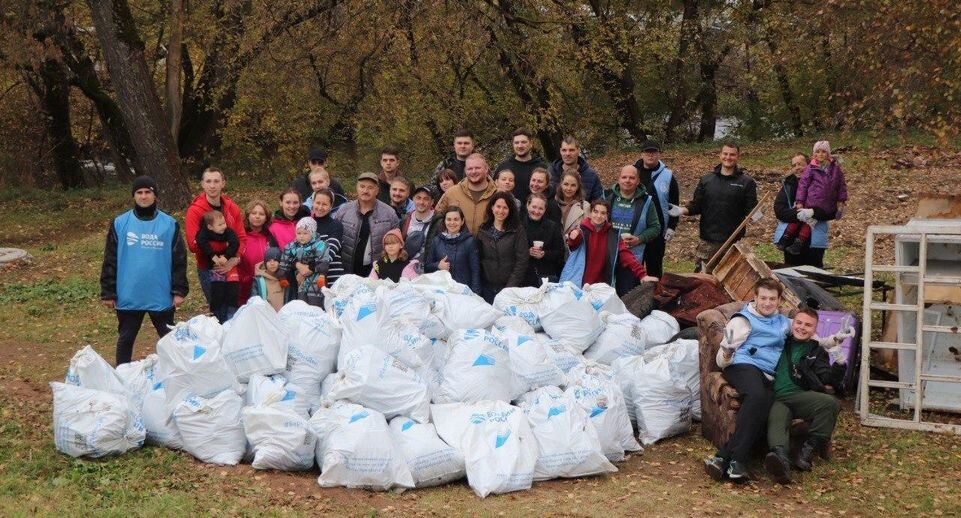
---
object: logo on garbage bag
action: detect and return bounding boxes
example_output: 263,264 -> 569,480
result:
126,232 -> 138,246
192,345 -> 206,360
516,336 -> 531,346
349,411 -> 369,423
281,390 -> 296,402
547,406 -> 566,419
356,303 -> 376,321
470,413 -> 486,424
402,420 -> 415,431
494,430 -> 511,448
472,353 -> 495,367
589,406 -> 607,417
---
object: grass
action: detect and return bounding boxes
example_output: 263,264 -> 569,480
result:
2,136 -> 960,515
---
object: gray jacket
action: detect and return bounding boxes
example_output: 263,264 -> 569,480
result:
334,200 -> 399,273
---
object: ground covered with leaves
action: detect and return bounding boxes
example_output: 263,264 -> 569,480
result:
2,134 -> 960,516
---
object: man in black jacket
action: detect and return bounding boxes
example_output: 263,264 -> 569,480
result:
673,143 -> 757,272
100,176 -> 188,365
290,148 -> 346,202
428,129 -> 475,194
764,307 -> 849,484
494,127 -> 548,204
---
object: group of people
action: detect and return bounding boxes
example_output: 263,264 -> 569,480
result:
99,128 -> 849,372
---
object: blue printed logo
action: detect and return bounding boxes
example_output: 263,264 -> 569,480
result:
589,406 -> 607,418
547,406 -> 566,419
472,354 -> 495,367
281,390 -> 296,402
349,411 -> 369,423
401,420 -> 415,432
517,336 -> 531,346
192,345 -> 206,360
494,430 -> 511,448
470,413 -> 486,425
356,303 -> 376,321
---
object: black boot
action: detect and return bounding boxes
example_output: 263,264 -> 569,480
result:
794,438 -> 823,471
785,237 -> 806,256
776,235 -> 793,251
704,455 -> 727,482
764,447 -> 792,484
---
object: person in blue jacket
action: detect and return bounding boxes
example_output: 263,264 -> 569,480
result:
424,206 -> 481,294
100,176 -> 188,365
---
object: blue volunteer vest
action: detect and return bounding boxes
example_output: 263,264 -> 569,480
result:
114,210 -> 176,311
731,304 -> 791,375
649,162 -> 673,237
628,196 -> 652,262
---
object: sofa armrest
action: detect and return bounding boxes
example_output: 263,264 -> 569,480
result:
698,308 -> 728,376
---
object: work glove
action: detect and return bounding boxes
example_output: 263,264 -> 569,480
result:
664,228 -> 675,242
667,203 -> 684,217
824,316 -> 856,363
720,328 -> 738,353
826,344 -> 847,364
796,208 -> 814,222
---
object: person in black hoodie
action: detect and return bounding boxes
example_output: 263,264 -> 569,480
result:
763,307 -> 848,484
522,193 -> 564,286
427,129 -> 475,196
100,176 -> 188,365
673,143 -> 757,272
494,127 -> 548,204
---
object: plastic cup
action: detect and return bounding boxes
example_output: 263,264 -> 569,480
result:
533,240 -> 544,249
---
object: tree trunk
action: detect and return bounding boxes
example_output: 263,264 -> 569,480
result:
27,59 -> 86,189
665,0 -> 699,143
84,0 -> 190,207
696,60 -> 720,142
165,0 -> 185,142
766,37 -> 804,136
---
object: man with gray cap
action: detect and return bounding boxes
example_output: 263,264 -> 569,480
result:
334,172 -> 399,276
633,140 -> 680,277
100,176 -> 188,365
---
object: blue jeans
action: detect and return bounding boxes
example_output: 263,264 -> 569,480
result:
197,267 -> 213,307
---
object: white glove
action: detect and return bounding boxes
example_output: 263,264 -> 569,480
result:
829,316 -> 856,345
664,228 -> 675,242
667,203 -> 684,217
805,218 -> 819,229
796,208 -> 814,222
826,344 -> 847,364
720,328 -> 738,352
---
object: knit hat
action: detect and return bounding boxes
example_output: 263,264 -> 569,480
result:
264,247 -> 282,262
813,140 -> 831,155
131,175 -> 157,195
383,228 -> 405,247
295,216 -> 317,234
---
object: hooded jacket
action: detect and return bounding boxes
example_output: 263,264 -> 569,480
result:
560,217 -> 647,287
251,261 -> 285,311
548,156 -> 604,201
424,230 -> 481,294
185,193 -> 247,269
238,228 -> 277,305
773,174 -> 831,250
797,159 -> 848,216
268,205 -> 312,251
434,178 -> 498,236
686,165 -> 757,243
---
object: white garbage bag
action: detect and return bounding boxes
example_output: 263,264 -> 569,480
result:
173,390 -> 246,465
638,310 -> 680,346
322,275 -> 376,319
433,292 -> 501,334
246,374 -> 309,417
540,299 -> 604,353
141,380 -> 183,449
319,372 -> 337,401
496,330 -> 565,397
435,329 -> 512,403
582,283 -> 627,314
64,345 -> 128,396
336,289 -> 383,366
621,355 -> 693,445
611,355 -> 645,427
379,286 -> 432,326
493,286 -> 544,330
327,346 -> 431,423
381,320 -> 434,371
115,354 -> 159,410
493,315 -> 537,336
645,339 -> 701,421
408,270 -> 473,294
564,365 -> 641,461
157,317 -> 239,413
539,281 -> 585,317
584,312 -> 647,365
221,297 -> 288,382
309,401 -> 414,491
431,401 -> 538,498
50,382 -> 145,458
388,417 -> 466,487
243,403 -> 316,471
520,386 -> 617,480
279,301 -> 340,403
540,338 -> 585,374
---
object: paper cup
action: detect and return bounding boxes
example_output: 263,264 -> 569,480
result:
533,240 -> 544,249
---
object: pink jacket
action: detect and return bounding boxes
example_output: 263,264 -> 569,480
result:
238,229 -> 273,304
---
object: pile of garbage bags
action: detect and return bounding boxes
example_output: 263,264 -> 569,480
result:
51,272 -> 700,498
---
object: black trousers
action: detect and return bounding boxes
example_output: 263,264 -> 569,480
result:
210,281 -> 239,323
716,363 -> 775,463
116,308 -> 175,366
784,246 -> 825,268
644,235 -> 667,278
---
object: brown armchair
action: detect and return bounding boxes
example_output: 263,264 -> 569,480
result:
697,303 -> 831,459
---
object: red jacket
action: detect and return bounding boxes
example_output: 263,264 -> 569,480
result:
185,193 -> 247,269
566,217 -> 646,284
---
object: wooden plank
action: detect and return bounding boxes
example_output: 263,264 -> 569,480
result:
705,192 -> 771,273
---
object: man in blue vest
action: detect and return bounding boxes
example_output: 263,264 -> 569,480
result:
704,278 -> 790,482
604,165 -> 660,294
100,176 -> 188,365
633,141 -> 679,277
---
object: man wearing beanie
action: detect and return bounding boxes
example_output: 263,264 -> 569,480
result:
100,176 -> 188,365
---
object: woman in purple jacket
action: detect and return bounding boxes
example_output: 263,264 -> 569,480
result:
776,141 -> 848,255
